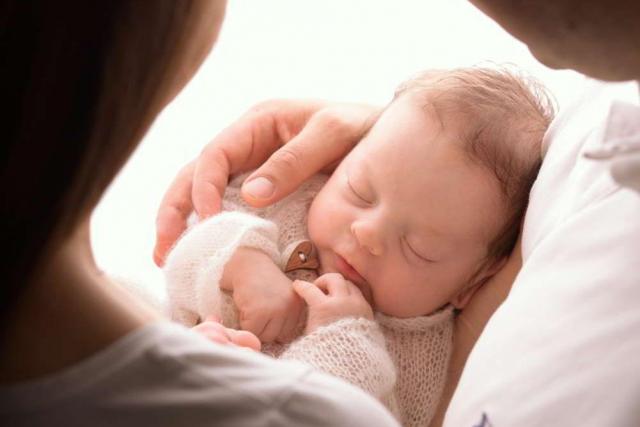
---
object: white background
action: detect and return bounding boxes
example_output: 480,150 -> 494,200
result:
92,0 -> 587,292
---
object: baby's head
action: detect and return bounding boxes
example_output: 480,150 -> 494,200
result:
307,66 -> 554,317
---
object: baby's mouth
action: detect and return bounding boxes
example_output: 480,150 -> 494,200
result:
334,254 -> 374,306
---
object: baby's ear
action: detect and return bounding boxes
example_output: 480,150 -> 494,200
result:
450,256 -> 508,309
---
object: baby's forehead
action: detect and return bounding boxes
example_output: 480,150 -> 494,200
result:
381,93 -> 479,157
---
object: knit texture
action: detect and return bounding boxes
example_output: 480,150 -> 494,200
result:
164,172 -> 454,426
377,309 -> 454,427
164,173 -> 326,326
164,211 -> 281,325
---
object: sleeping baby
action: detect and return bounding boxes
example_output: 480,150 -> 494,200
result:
163,67 -> 554,427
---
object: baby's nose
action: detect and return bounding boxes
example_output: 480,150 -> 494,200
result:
351,220 -> 384,256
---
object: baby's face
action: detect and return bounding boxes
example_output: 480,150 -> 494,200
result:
307,95 -> 506,317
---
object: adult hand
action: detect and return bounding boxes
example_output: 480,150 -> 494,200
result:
154,99 -> 381,266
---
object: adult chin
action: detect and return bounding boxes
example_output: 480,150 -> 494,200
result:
531,44 -> 640,82
468,0 -> 640,82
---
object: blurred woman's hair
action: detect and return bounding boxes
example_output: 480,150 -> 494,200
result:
1,1 -> 224,311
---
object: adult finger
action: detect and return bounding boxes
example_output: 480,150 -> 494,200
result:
153,161 -> 196,266
192,100 -> 328,218
241,104 -> 380,208
315,273 -> 350,297
192,112 -> 277,219
292,280 -> 326,306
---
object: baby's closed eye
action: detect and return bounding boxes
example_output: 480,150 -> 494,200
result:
402,236 -> 437,264
347,176 -> 372,204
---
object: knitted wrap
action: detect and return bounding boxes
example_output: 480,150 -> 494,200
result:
377,309 -> 454,426
164,211 -> 281,326
163,172 -> 454,426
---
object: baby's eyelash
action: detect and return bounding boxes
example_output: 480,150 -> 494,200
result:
403,237 -> 435,263
347,176 -> 371,204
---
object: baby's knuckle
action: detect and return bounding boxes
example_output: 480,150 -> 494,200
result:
318,272 -> 344,285
326,272 -> 344,280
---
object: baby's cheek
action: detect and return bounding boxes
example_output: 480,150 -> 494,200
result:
373,266 -> 430,317
307,193 -> 325,227
306,211 -> 324,246
370,286 -> 405,317
307,199 -> 338,246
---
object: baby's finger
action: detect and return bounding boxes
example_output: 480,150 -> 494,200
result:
227,329 -> 261,351
204,314 -> 222,323
202,330 -> 232,345
277,309 -> 302,343
315,273 -> 349,297
258,316 -> 285,343
343,280 -> 366,298
192,322 -> 232,345
292,280 -> 326,306
239,312 -> 268,340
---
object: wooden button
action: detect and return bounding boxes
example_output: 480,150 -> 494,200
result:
285,241 -> 319,272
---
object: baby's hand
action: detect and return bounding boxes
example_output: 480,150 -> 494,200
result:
221,247 -> 305,344
292,273 -> 373,334
192,315 -> 261,351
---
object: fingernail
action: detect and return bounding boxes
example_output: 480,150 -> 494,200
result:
243,177 -> 275,199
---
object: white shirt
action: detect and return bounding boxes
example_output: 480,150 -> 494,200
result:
0,321 -> 399,427
444,81 -> 640,426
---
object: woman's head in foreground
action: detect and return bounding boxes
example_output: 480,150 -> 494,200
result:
468,0 -> 640,81
2,0 -> 226,307
308,67 -> 554,317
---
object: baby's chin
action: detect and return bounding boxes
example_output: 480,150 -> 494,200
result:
314,250 -> 332,275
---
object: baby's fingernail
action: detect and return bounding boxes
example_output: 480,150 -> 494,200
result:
243,177 -> 275,199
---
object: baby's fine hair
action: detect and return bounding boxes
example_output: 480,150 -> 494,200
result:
394,66 -> 555,267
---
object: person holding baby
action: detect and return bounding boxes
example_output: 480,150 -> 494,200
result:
2,1 -> 639,426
